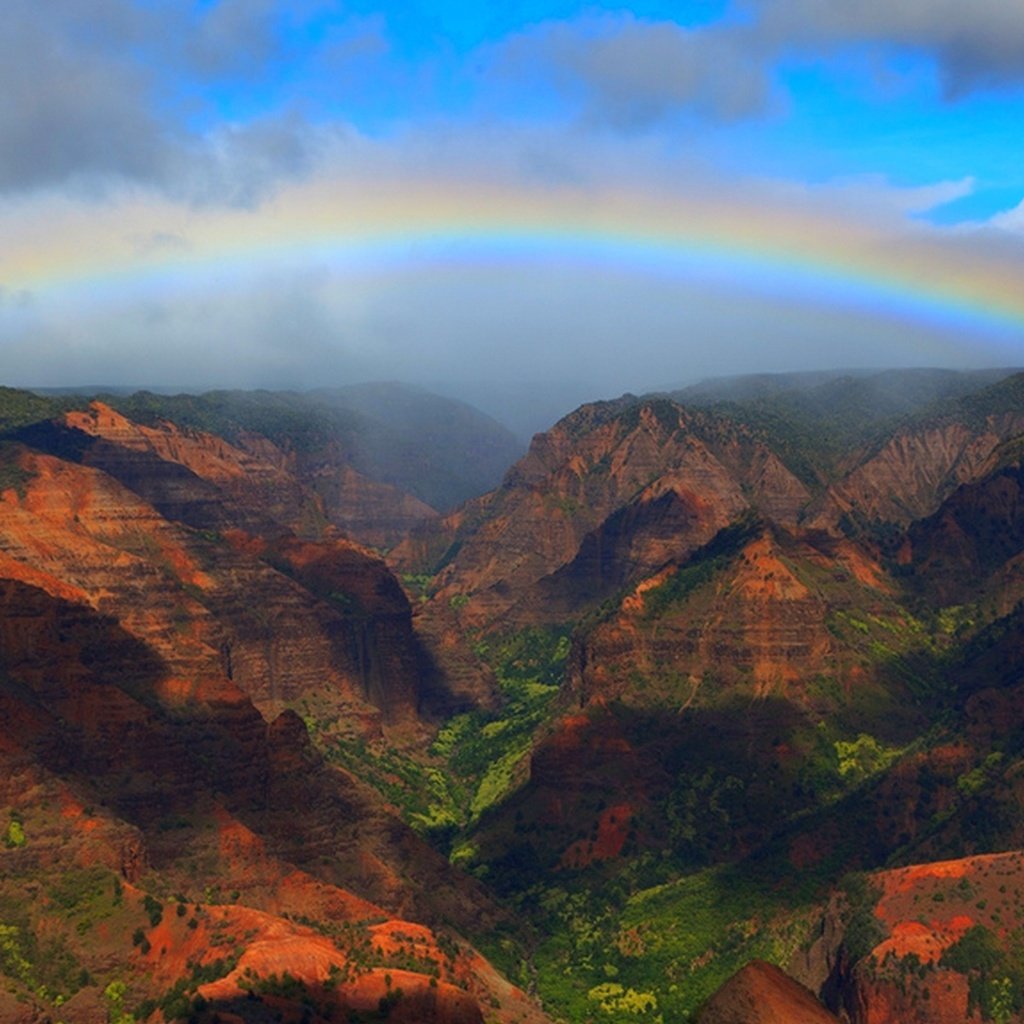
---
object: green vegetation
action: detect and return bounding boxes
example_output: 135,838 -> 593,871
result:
641,513 -> 761,619
514,862 -> 819,1023
3,370 -> 1024,1024
400,572 -> 433,601
834,734 -> 901,785
47,866 -> 124,932
320,625 -> 567,846
142,894 -> 163,928
0,443 -> 33,499
135,956 -> 237,1022
675,367 -> 1020,488
440,627 -> 568,823
957,752 -> 1007,798
4,817 -> 25,848
105,980 -> 135,1024
0,387 -> 70,434
839,873 -> 886,964
940,925 -> 1024,1022
0,922 -> 36,990
0,913 -> 85,1008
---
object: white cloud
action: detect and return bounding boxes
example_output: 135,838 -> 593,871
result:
989,199 -> 1024,233
777,174 -> 976,219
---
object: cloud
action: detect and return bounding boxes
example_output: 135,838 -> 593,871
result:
3,145 -> 1020,407
485,2 -> 1024,133
754,0 -> 1024,94
0,265 -> 364,392
0,1 -> 343,202
989,199 -> 1024,234
0,1 -> 173,193
0,286 -> 33,310
778,175 -> 977,220
129,232 -> 191,257
182,111 -> 336,208
184,0 -> 283,80
493,14 -> 770,128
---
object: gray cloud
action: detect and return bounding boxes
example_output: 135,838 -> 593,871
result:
0,1 -> 173,192
3,224 -> 1013,409
0,266 -> 367,392
185,0 -> 282,80
0,1 -> 338,202
565,19 -> 767,126
181,111 -> 334,208
128,231 -> 191,257
488,1 -> 1024,134
495,14 -> 770,129
754,0 -> 1024,94
0,286 -> 33,310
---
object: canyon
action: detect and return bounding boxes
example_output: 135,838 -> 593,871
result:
3,368 -> 1024,1023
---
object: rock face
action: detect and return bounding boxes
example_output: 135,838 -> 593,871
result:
9,373 -> 1024,1024
0,401 -> 546,1024
902,457 -> 1024,612
697,961 -> 840,1024
424,386 -> 1024,917
404,386 -> 1024,736
568,524 -> 851,709
303,452 -> 440,549
63,402 -> 322,536
5,413 -> 438,727
806,415 -> 1024,533
64,393 -> 440,552
403,381 -> 1024,636
815,853 -> 1024,1024
397,397 -> 810,628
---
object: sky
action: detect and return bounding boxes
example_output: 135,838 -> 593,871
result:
2,1 -> 1024,426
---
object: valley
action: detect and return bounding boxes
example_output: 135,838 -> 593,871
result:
3,368 -> 1024,1023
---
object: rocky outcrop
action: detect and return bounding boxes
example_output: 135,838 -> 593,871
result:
815,853 -> 1024,1024
900,456 -> 1024,612
0,435 -> 433,727
91,383 -> 524,550
302,452 -> 440,549
63,402 -> 324,537
408,398 -> 810,628
405,392 -> 1024,637
696,960 -> 839,1023
806,415 -> 1024,533
567,523 -> 896,713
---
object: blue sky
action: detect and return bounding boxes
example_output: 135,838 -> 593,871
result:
2,1 -> 1024,424
166,0 -> 1022,213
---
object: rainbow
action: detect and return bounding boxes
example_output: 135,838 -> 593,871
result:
4,176 -> 1024,341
